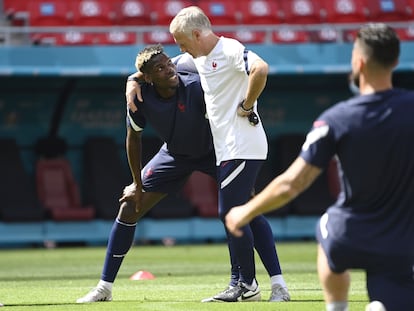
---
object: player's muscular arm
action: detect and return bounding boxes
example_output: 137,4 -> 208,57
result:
225,157 -> 322,236
126,72 -> 144,112
243,59 -> 268,110
119,127 -> 143,211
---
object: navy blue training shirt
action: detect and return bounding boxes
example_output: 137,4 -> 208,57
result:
127,71 -> 213,159
300,88 -> 414,255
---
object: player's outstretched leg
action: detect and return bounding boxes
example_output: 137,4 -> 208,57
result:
76,217 -> 136,303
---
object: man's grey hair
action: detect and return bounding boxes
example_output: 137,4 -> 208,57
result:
169,6 -> 212,37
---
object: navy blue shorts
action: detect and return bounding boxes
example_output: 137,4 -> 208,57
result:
141,145 -> 216,194
316,214 -> 414,311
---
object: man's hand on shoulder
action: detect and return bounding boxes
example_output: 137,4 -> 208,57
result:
126,73 -> 144,112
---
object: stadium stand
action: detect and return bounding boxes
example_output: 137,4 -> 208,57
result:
197,0 -> 242,25
396,24 -> 414,41
271,134 -> 337,216
279,0 -> 324,24
183,171 -> 218,218
4,0 -> 414,46
311,26 -> 340,43
238,0 -> 282,25
147,193 -> 195,219
320,0 -> 368,23
36,157 -> 95,221
97,30 -> 137,45
143,29 -> 175,44
0,138 -> 45,222
32,31 -> 98,46
82,136 -> 129,220
27,0 -> 72,27
364,0 -> 413,22
71,0 -> 116,26
3,0 -> 28,26
114,0 -> 155,26
272,28 -> 311,44
216,30 -> 267,44
152,0 -> 193,25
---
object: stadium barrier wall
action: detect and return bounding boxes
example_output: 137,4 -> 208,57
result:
0,216 -> 319,248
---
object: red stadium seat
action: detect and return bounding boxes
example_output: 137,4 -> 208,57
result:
98,30 -> 137,45
152,0 -> 193,25
71,0 -> 116,26
272,28 -> 311,44
28,0 -> 72,26
143,30 -> 175,44
396,25 -> 414,41
320,0 -> 368,23
33,31 -> 100,45
311,26 -> 340,43
364,0 -> 412,21
198,0 -> 242,25
218,30 -> 267,43
280,0 -> 324,24
4,0 -> 29,25
36,158 -> 95,221
239,0 -> 281,25
183,171 -> 218,218
342,28 -> 359,42
4,0 -> 25,16
115,0 -> 155,25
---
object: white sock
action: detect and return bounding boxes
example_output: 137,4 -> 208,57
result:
244,278 -> 258,291
98,280 -> 113,292
270,274 -> 287,288
326,302 -> 348,311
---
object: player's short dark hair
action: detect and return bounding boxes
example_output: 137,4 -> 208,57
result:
357,23 -> 400,68
135,44 -> 165,73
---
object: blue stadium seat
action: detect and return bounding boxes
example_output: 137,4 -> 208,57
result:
28,0 -> 72,26
198,0 -> 242,25
365,0 -> 413,21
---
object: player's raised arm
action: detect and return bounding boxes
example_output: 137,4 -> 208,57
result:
225,157 -> 322,237
126,59 -> 149,113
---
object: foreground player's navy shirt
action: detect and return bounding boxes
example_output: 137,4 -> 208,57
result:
128,71 -> 213,159
300,88 -> 414,256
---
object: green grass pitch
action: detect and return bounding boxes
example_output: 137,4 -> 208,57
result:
0,241 -> 368,310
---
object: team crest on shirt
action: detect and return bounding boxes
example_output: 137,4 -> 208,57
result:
144,167 -> 154,178
177,101 -> 185,112
211,60 -> 218,71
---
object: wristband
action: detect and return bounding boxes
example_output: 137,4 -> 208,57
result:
127,76 -> 140,83
239,100 -> 253,112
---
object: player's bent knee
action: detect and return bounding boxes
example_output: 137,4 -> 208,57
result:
118,201 -> 140,223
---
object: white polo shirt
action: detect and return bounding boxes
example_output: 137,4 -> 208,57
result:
193,37 -> 268,165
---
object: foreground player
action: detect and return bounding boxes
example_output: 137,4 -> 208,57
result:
225,23 -> 414,311
78,44 -> 288,303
